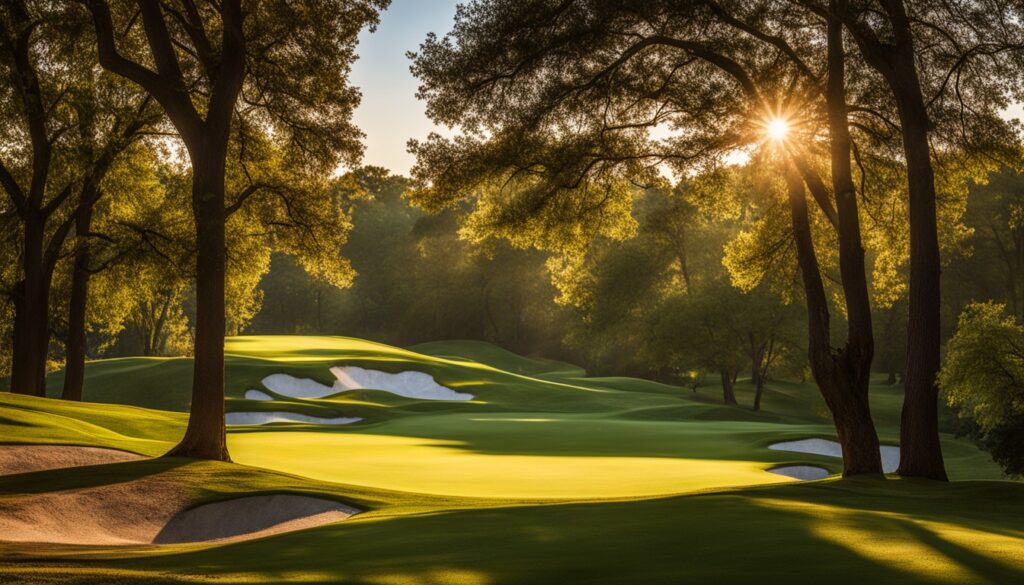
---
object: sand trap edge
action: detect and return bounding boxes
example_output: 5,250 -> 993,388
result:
225,412 -> 362,426
768,438 -> 900,473
0,444 -> 143,476
154,494 -> 361,544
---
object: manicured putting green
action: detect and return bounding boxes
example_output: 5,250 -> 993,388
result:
229,432 -> 788,499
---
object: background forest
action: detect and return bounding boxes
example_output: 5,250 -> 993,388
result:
8,159 -> 1024,413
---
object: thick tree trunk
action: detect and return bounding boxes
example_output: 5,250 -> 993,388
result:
786,6 -> 882,475
720,369 -> 738,405
10,215 -> 50,397
838,0 -> 947,481
62,204 -> 94,401
827,8 -> 873,392
785,163 -> 883,475
164,156 -> 230,462
892,78 -> 947,480
85,0 -> 245,462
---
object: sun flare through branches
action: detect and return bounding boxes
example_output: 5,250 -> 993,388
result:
766,118 -> 790,142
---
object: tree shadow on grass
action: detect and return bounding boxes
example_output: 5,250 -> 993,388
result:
85,482 -> 1023,585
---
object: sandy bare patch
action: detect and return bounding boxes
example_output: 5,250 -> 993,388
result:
330,366 -> 474,401
226,412 -> 362,426
768,438 -> 900,473
155,495 -> 359,544
0,473 -> 359,545
0,444 -> 142,476
260,366 -> 473,401
244,389 -> 274,401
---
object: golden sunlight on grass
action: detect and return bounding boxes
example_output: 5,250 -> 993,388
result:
751,496 -> 1024,583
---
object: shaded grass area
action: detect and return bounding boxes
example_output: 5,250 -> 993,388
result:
2,476 -> 1022,584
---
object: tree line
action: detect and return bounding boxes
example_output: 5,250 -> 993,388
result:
1,0 -> 387,460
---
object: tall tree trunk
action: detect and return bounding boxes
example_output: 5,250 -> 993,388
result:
785,160 -> 883,475
62,202 -> 95,401
86,0 -> 245,462
827,2 -> 873,405
164,155 -> 230,462
720,369 -> 738,405
10,214 -> 50,397
838,0 -> 947,481
892,74 -> 947,479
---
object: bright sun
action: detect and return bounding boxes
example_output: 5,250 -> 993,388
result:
767,118 -> 790,141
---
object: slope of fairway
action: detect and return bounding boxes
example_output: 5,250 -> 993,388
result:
411,339 -> 587,378
3,389 -> 1001,500
23,335 -> 1009,498
44,336 -> 682,417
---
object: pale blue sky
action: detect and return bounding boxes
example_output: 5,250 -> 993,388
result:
350,0 -> 461,175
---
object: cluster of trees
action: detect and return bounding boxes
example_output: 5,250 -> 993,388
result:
407,0 -> 1024,479
1,0 -> 387,460
249,171 -> 803,413
546,180 -> 807,409
248,167 -> 578,360
940,302 -> 1024,476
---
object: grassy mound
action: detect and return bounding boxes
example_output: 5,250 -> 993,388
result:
411,339 -> 587,377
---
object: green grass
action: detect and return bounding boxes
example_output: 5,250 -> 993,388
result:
3,335 -> 1021,583
411,339 -> 587,378
3,474 -> 1022,584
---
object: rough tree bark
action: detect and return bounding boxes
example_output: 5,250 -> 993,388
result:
166,159 -> 229,460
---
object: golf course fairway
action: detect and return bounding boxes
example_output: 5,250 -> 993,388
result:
1,335 -> 1021,584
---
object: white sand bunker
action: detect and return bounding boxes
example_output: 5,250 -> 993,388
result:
0,473 -> 360,545
769,438 -> 900,473
244,389 -> 274,401
768,465 -> 830,481
0,444 -> 142,476
261,366 -> 473,401
226,412 -> 362,426
154,495 -> 360,544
